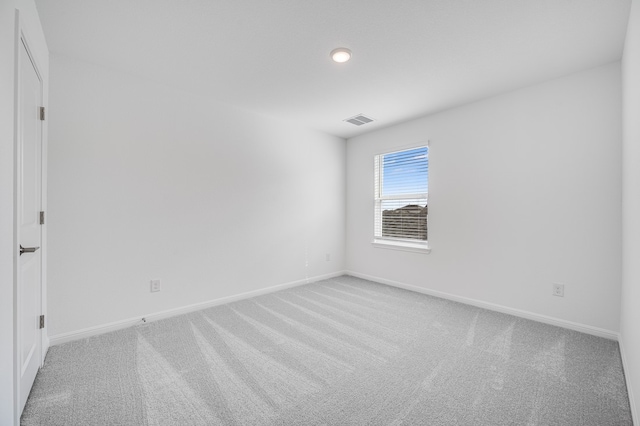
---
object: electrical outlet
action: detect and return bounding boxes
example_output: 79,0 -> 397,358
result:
150,279 -> 161,293
552,283 -> 564,297
325,253 -> 331,262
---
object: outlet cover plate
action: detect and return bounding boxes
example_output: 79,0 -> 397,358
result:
552,283 -> 564,297
150,279 -> 161,293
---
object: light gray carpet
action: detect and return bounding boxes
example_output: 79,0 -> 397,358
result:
22,276 -> 632,425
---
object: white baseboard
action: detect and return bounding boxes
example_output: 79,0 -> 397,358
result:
346,271 -> 619,341
619,337 -> 638,425
49,271 -> 346,346
41,335 -> 50,366
49,269 -> 619,345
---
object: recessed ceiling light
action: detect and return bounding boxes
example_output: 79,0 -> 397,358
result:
330,47 -> 352,63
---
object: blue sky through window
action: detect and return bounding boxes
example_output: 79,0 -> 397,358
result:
382,146 -> 428,197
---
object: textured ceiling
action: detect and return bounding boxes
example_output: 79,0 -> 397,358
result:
35,0 -> 631,139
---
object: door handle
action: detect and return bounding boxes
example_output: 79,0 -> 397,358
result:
20,245 -> 40,256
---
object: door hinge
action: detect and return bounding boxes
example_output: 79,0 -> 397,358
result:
39,106 -> 45,121
39,315 -> 45,329
39,211 -> 45,225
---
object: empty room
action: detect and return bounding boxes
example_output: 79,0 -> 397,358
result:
2,0 -> 640,424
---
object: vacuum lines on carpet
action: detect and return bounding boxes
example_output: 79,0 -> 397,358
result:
21,276 -> 632,425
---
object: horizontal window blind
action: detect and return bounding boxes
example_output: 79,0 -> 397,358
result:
374,146 -> 428,242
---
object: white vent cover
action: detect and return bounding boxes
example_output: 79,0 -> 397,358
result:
344,114 -> 374,126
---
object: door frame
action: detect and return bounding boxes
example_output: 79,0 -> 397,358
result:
13,9 -> 48,421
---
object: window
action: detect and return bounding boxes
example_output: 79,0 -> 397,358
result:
374,145 -> 429,251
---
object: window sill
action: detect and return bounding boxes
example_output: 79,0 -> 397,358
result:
372,239 -> 431,254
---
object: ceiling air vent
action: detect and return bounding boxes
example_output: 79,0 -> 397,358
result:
344,114 -> 374,126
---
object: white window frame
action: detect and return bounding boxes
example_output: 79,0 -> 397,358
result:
373,143 -> 431,254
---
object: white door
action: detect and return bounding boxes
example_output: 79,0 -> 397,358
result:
17,36 -> 43,415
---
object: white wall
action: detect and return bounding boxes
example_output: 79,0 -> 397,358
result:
0,1 -> 48,424
621,0 -> 640,419
47,55 -> 346,337
347,63 -> 622,333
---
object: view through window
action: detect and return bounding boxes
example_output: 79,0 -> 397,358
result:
374,145 -> 428,244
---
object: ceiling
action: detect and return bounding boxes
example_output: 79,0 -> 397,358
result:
34,0 -> 631,139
